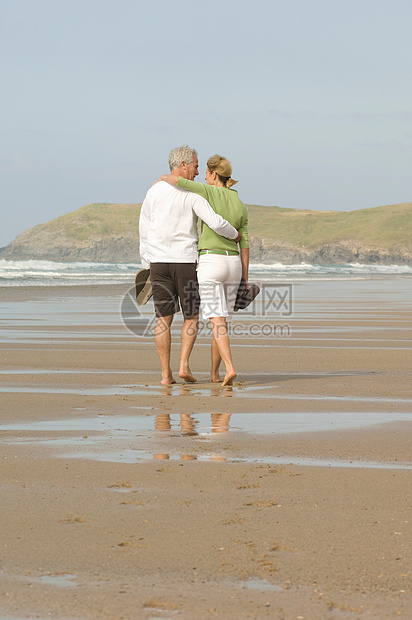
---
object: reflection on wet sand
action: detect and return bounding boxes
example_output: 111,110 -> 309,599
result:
153,413 -> 233,461
154,413 -> 198,435
161,384 -> 234,398
211,413 -> 232,433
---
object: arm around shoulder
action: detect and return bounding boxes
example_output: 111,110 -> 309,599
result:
159,174 -> 179,186
177,177 -> 209,199
191,194 -> 238,240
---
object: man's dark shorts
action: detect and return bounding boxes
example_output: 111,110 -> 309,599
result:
150,263 -> 200,319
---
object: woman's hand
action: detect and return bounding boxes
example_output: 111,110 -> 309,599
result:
160,174 -> 179,186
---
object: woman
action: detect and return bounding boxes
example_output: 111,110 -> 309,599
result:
160,155 -> 249,386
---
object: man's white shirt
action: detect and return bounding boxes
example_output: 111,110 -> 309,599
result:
139,181 -> 238,269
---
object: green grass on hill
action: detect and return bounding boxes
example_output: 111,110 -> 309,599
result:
42,203 -> 141,241
246,202 -> 412,249
26,201 -> 412,251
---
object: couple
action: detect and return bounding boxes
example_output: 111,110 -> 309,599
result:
139,145 -> 249,387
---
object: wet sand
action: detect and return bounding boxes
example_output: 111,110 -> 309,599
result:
1,280 -> 412,619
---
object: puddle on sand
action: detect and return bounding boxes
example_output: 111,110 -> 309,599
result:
0,384 -> 412,405
1,412 -> 411,469
2,411 -> 412,436
0,369 -> 152,375
239,578 -> 283,592
39,573 -> 78,587
61,448 -> 412,469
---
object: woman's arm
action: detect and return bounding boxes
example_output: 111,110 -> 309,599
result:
176,177 -> 209,200
239,211 -> 249,284
238,211 -> 249,248
159,176 -> 210,202
241,248 -> 249,285
159,174 -> 179,186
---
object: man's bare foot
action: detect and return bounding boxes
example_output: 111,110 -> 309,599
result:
179,370 -> 197,383
222,371 -> 237,387
211,375 -> 223,383
161,376 -> 176,385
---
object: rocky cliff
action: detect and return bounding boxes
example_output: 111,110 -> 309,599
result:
249,238 -> 412,265
1,201 -> 412,265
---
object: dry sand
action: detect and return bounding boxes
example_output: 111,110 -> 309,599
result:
0,281 -> 411,619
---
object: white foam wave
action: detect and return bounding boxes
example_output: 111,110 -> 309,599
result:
0,259 -> 142,286
0,258 -> 411,287
249,261 -> 412,275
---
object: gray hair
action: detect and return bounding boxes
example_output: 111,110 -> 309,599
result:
168,145 -> 197,172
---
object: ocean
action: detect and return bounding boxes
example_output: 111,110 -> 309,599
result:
0,258 -> 412,287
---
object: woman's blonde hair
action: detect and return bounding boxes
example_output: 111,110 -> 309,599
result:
207,154 -> 238,188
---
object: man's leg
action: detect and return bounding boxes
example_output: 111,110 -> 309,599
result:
150,264 -> 179,385
179,315 -> 198,382
154,314 -> 176,385
173,263 -> 200,383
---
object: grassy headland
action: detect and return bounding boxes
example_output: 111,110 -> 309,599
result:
1,201 -> 411,264
247,202 -> 412,250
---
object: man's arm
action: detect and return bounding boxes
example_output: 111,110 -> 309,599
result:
191,194 -> 239,241
138,200 -> 150,269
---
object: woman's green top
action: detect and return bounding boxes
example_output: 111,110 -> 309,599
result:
177,178 -> 249,252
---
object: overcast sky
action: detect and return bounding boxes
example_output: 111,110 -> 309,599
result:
1,0 -> 411,247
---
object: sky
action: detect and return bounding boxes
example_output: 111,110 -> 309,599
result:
1,0 -> 412,247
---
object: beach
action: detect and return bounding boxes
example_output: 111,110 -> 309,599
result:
1,274 -> 411,619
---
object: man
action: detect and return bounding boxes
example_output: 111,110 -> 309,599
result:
139,145 -> 240,385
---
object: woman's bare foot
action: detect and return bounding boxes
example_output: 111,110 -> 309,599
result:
222,371 -> 237,387
179,370 -> 197,383
161,375 -> 176,385
210,375 -> 223,383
